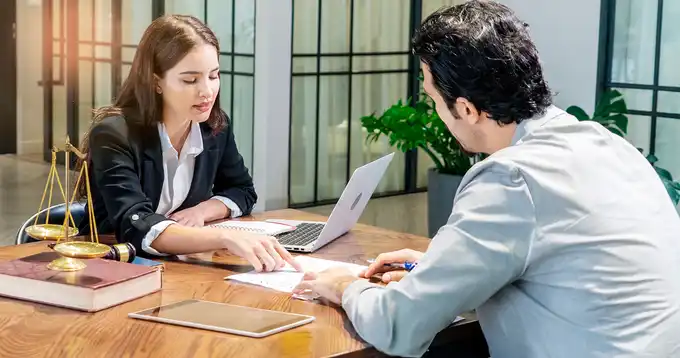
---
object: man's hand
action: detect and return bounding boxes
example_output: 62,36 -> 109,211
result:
168,206 -> 206,227
292,267 -> 361,305
361,248 -> 424,283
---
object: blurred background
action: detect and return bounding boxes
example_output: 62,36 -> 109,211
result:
1,0 -> 678,246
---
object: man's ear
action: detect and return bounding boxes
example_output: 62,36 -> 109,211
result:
455,98 -> 481,125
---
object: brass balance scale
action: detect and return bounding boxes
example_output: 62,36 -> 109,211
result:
24,136 -> 110,271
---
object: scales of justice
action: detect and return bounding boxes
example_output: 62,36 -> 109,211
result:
24,135 -> 110,272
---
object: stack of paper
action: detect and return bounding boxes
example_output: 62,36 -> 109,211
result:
225,256 -> 367,294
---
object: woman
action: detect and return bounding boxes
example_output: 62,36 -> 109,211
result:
77,15 -> 299,272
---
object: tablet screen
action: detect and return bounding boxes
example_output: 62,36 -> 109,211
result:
129,299 -> 313,336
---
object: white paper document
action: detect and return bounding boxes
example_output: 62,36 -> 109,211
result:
225,256 -> 367,294
226,256 -> 468,322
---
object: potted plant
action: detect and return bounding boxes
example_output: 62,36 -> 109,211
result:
567,89 -> 680,207
361,94 -> 474,237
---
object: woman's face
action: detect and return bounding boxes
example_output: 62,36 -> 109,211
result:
156,43 -> 220,124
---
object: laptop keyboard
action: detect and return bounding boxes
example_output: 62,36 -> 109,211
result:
276,223 -> 325,247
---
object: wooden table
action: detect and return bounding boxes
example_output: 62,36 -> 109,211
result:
0,209 -> 486,357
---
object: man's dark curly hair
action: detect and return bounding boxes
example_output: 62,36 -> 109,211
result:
413,0 -> 552,125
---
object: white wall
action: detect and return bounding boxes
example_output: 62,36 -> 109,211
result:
251,0 -> 292,212
499,0 -> 601,112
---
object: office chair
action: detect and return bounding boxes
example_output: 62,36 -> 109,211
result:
15,202 -> 87,245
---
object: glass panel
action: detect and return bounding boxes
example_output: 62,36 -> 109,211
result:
320,57 -> 350,73
290,76 -> 318,204
625,115 -> 652,154
292,57 -> 317,73
610,0 -> 657,84
122,64 -> 132,82
78,0 -> 93,42
657,91 -> 680,114
293,0 -> 319,54
16,0 -> 45,155
94,62 -> 113,108
352,55 -> 409,72
165,0 -> 205,21
52,2 -> 67,150
122,46 -> 136,63
317,76 -> 350,201
219,74 -> 233,118
94,45 -> 111,59
122,0 -> 152,46
422,0 -> 464,18
234,56 -> 254,74
613,88 -> 653,111
352,0 -> 410,53
79,44 -> 93,59
94,0 -> 112,43
78,60 -> 94,142
320,0 -> 349,53
659,0 -> 680,87
231,75 -> 254,170
207,0 -> 233,52
234,0 -> 255,54
219,55 -> 233,71
655,118 -> 680,180
350,73 -> 407,193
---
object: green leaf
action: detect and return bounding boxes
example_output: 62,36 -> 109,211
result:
654,166 -> 673,181
647,154 -> 659,165
607,113 -> 628,135
565,106 -> 590,121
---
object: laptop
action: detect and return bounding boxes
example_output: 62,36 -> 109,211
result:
271,152 -> 395,253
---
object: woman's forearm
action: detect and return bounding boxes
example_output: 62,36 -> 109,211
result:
198,198 -> 231,222
150,225 -> 230,254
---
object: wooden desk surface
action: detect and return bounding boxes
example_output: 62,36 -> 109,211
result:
0,209 -> 483,357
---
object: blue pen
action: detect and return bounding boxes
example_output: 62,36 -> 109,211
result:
367,259 -> 418,271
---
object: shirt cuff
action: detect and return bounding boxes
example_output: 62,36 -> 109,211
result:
141,220 -> 175,256
341,279 -> 382,310
211,196 -> 242,218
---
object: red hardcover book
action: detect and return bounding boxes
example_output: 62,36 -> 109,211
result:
0,251 -> 162,312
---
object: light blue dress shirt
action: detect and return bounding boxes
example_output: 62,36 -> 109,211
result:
341,106 -> 680,357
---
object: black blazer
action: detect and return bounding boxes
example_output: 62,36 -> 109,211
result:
78,113 -> 257,256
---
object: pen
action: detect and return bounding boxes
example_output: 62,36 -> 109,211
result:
367,259 -> 418,271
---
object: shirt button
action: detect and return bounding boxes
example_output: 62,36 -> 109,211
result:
131,214 -> 139,221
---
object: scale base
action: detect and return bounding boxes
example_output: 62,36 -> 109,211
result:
46,257 -> 87,271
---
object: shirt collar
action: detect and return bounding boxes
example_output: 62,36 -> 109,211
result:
511,105 -> 569,145
157,121 -> 204,156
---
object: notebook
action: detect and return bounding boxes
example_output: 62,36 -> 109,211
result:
209,220 -> 296,236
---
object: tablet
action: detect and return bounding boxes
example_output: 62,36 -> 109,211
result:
128,299 -> 315,338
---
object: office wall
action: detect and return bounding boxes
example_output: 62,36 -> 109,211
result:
498,0 -> 601,113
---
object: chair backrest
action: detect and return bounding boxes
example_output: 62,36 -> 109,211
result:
15,202 -> 87,245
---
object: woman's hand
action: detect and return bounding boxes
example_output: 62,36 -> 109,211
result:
169,206 -> 206,227
223,231 -> 303,272
360,248 -> 424,283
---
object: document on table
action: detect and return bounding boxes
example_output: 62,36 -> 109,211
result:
225,256 -> 367,294
226,256 -> 467,321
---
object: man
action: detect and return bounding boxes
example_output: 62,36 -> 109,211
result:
293,1 -> 680,357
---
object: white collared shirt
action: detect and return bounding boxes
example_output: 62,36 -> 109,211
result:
141,122 -> 242,256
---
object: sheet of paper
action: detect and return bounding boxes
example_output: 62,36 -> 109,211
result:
226,257 -> 469,322
225,256 -> 367,294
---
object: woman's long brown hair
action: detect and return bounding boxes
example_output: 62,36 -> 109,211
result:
77,15 -> 226,198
